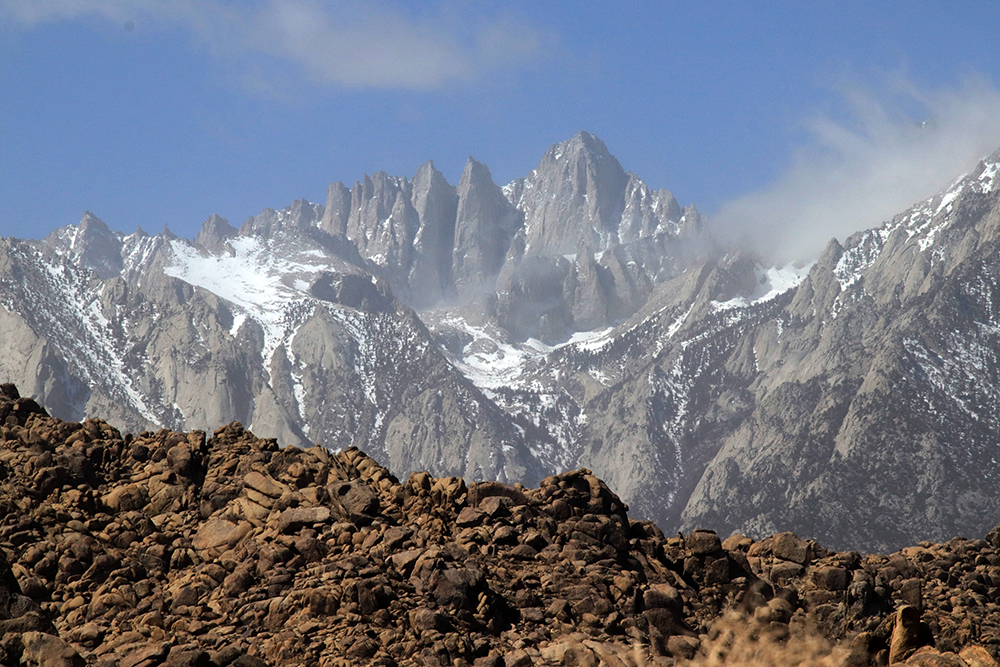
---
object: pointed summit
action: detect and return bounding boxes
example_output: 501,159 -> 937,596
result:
516,132 -> 629,256
320,182 -> 351,236
452,157 -> 523,294
195,214 -> 238,252
407,161 -> 458,306
68,211 -> 123,279
509,132 -> 691,256
79,210 -> 108,231
460,156 -> 496,188
552,131 -> 616,162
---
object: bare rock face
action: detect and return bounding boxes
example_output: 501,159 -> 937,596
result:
308,271 -> 393,312
407,161 -> 458,306
514,131 -> 630,256
239,199 -> 323,237
346,172 -> 418,275
508,132 -> 690,258
494,256 -> 574,342
1,388 -> 1000,666
619,173 -> 683,244
193,213 -> 238,253
452,158 -> 523,296
318,181 -> 351,237
308,132 -> 702,328
490,132 -> 703,338
42,212 -> 123,280
674,152 -> 1000,552
562,248 -> 607,330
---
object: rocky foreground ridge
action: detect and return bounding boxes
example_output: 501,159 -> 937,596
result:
3,385 -> 1000,667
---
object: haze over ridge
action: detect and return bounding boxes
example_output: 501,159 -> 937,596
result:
714,74 -> 1000,263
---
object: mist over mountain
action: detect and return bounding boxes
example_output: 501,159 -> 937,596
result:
2,131 -> 1000,553
714,75 -> 1000,264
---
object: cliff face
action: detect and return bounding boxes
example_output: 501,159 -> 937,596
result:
451,158 -> 522,297
2,385 -> 1000,667
677,151 -> 1000,550
4,135 -> 1000,555
0,131 -> 703,516
511,131 -> 680,256
0,212 -> 541,487
321,131 -> 702,335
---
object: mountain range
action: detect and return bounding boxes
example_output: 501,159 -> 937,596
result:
2,131 -> 999,553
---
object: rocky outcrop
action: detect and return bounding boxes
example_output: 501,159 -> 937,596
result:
193,214 -> 238,253
345,172 -> 418,276
407,162 -> 459,307
239,200 -> 323,237
315,132 -> 701,321
3,386 -> 1000,667
451,158 -> 523,297
619,173 -> 683,244
509,132 -> 688,257
494,255 -> 575,342
513,131 -> 630,256
42,212 -> 124,280
488,132 -> 704,338
319,182 -> 351,237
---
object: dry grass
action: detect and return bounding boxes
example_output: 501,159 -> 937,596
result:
680,611 -> 849,667
543,609 -> 851,666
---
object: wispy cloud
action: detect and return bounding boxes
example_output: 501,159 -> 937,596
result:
1,0 -> 549,90
0,0 -> 195,27
715,73 -> 1000,263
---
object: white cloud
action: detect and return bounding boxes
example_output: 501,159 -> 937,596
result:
715,74 -> 1000,263
0,0 -> 548,90
251,2 -> 473,88
0,0 -> 193,25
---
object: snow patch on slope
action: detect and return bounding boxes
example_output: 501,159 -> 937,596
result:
439,316 -> 612,391
712,263 -> 813,311
834,228 -> 889,292
14,246 -> 160,423
833,153 -> 1000,293
163,236 -> 329,368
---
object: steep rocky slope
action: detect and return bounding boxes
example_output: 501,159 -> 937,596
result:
0,213 -> 542,486
0,130 -> 705,518
446,147 -> 1000,553
4,133 -> 1000,555
676,151 -> 1000,550
4,386 -> 1000,666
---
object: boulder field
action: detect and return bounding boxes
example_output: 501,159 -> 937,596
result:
1,383 -> 1000,666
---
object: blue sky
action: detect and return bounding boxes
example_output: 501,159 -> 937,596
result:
3,2 -> 1000,259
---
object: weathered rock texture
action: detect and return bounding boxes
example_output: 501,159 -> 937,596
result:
318,132 -> 703,333
452,147 -> 1000,554
3,385 -> 1000,667
8,133 -> 1000,560
0,214 -> 541,486
0,131 -> 700,486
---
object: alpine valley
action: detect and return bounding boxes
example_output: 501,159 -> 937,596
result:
3,131 -> 1000,554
